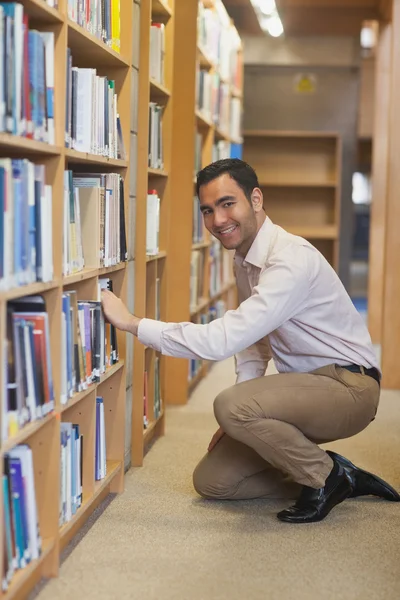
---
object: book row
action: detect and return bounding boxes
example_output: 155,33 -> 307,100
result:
63,171 -> 127,276
2,403 -> 107,590
65,51 -> 125,158
61,278 -> 118,405
148,102 -> 164,171
0,159 -> 53,292
68,0 -> 121,53
0,4 -> 54,142
197,0 -> 242,88
196,69 -> 242,139
149,23 -> 165,86
2,288 -> 118,444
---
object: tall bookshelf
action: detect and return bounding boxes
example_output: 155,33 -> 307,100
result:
164,0 -> 243,406
243,131 -> 342,270
131,0 -> 174,464
0,0 -> 133,596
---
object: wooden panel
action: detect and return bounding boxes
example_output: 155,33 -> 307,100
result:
262,186 -> 336,226
244,136 -> 338,185
368,23 -> 391,345
163,0 -> 198,406
358,58 -> 376,138
380,0 -> 400,388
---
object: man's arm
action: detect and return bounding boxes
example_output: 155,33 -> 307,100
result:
234,337 -> 273,384
102,245 -> 310,363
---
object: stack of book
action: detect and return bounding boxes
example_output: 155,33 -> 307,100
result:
0,160 -> 53,292
148,103 -> 164,169
65,52 -> 125,158
146,190 -> 160,256
61,279 -> 119,405
212,140 -> 230,162
63,171 -> 127,276
68,0 -> 121,53
0,4 -> 55,143
59,422 -> 83,526
2,445 -> 42,592
149,23 -> 165,85
95,397 -> 106,480
2,296 -> 55,444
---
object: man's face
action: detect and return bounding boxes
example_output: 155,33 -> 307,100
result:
199,174 -> 259,254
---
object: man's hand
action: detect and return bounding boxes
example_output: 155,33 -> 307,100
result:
208,426 -> 225,452
101,289 -> 141,335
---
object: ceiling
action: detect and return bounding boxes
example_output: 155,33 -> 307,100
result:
223,0 -> 392,36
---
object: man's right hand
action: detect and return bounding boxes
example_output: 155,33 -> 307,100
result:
208,427 -> 225,452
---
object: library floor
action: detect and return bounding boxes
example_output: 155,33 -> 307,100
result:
34,359 -> 400,600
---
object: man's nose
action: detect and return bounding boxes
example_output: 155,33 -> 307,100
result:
213,209 -> 228,229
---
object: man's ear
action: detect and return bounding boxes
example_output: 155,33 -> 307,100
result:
251,187 -> 264,212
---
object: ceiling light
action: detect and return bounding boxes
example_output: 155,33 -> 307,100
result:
260,14 -> 284,37
257,0 -> 277,15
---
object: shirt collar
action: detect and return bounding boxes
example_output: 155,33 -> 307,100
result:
234,216 -> 275,269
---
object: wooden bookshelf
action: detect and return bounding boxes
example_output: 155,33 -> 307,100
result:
163,0 -> 243,405
0,0 -> 133,595
243,131 -> 342,270
131,0 -> 174,467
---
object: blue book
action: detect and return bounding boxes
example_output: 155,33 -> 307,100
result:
11,160 -> 22,285
8,457 -> 28,567
2,475 -> 15,582
230,143 -> 243,160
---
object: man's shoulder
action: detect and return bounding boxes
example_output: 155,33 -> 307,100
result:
267,227 -> 318,268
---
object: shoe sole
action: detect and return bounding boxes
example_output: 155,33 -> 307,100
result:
328,452 -> 400,501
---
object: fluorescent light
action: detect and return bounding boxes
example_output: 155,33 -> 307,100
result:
251,0 -> 284,37
257,0 -> 277,15
260,14 -> 284,37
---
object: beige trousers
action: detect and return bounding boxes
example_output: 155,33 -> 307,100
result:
193,364 -> 380,500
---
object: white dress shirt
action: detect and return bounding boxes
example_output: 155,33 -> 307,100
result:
138,216 -> 379,383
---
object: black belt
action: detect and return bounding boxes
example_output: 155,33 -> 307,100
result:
341,364 -> 381,387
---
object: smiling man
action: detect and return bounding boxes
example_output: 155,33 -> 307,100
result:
101,158 -> 400,523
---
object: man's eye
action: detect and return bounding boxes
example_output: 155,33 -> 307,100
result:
224,202 -> 234,208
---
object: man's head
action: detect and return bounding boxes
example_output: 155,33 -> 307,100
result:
196,158 -> 265,256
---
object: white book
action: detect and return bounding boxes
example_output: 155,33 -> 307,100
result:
75,68 -> 95,153
146,191 -> 160,255
61,311 -> 67,405
22,322 -> 38,423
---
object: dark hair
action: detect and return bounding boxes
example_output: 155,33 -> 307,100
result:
196,158 -> 259,202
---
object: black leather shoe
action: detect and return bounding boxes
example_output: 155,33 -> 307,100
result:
277,457 -> 352,523
327,450 -> 400,502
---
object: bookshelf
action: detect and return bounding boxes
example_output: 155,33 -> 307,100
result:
243,131 -> 342,270
163,0 -> 243,406
0,0 -> 133,596
131,0 -> 174,465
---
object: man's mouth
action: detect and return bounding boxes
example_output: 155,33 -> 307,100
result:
217,225 -> 238,236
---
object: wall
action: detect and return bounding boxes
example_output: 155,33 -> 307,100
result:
242,35 -> 362,289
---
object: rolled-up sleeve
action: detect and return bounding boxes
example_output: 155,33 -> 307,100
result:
138,247 -> 310,362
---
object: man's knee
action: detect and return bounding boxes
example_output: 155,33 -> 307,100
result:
192,460 -> 235,500
213,386 -> 262,436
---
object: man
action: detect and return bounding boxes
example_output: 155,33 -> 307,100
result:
102,158 -> 399,523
